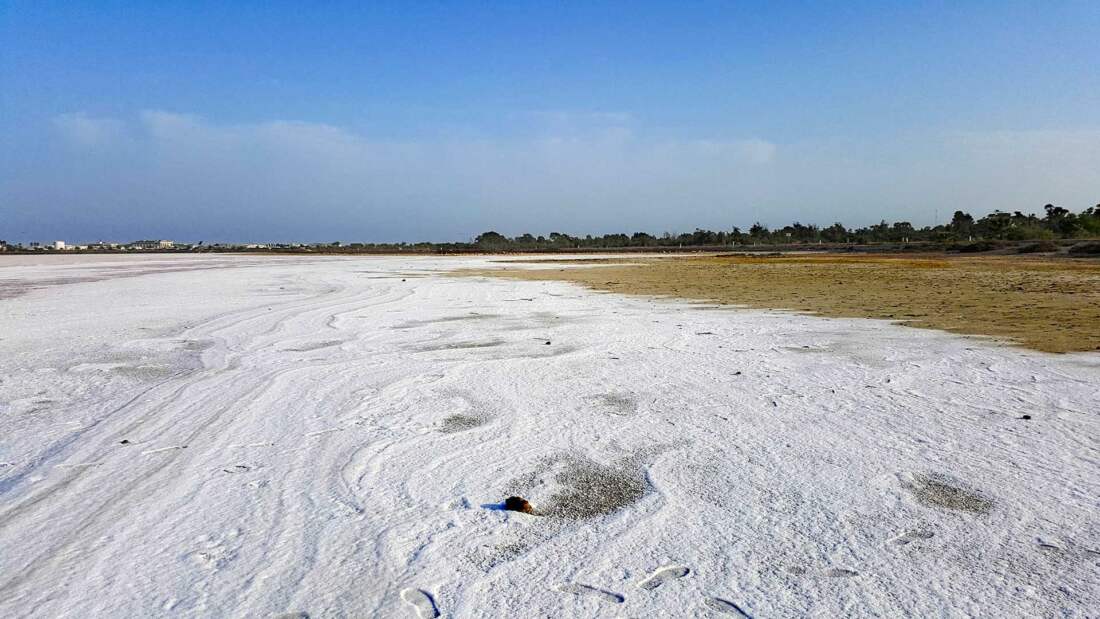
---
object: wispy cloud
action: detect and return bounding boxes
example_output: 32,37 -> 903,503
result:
44,110 -> 778,238
28,110 -> 1100,242
51,112 -> 125,147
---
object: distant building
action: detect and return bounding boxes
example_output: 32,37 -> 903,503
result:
53,241 -> 67,250
128,239 -> 175,250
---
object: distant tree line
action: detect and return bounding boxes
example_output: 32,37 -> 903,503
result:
11,203 -> 1096,254
309,203 -> 1099,252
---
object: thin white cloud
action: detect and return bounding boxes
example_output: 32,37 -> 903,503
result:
52,112 -> 125,147
30,110 -> 1099,242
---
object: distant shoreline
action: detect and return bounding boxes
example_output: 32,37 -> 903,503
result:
3,238 -> 1099,258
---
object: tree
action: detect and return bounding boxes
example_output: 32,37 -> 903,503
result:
1043,204 -> 1069,220
950,211 -> 974,236
475,231 -> 509,248
975,211 -> 1012,238
821,223 -> 848,242
548,232 -> 573,246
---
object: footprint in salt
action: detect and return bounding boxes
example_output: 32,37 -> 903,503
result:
822,567 -> 860,578
637,565 -> 690,590
399,588 -> 439,618
704,597 -> 753,617
555,583 -> 624,604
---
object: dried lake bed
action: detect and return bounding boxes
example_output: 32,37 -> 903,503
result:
0,254 -> 1097,617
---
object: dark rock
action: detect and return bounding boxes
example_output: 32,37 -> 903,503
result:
503,496 -> 534,514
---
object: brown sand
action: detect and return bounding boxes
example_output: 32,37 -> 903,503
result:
465,254 -> 1100,354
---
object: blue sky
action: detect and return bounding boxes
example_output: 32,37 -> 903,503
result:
2,1 -> 1098,243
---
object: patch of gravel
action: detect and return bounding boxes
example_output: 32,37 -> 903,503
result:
906,473 -> 994,514
438,414 -> 488,434
588,393 -> 638,416
509,453 -> 649,520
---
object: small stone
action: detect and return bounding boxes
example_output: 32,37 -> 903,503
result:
1019,414 -> 1031,420
503,496 -> 534,514
545,341 -> 551,345
119,439 -> 130,445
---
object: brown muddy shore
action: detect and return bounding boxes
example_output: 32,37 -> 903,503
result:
466,253 -> 1100,354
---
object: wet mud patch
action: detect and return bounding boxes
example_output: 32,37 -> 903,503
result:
0,279 -> 37,300
66,337 -> 209,382
414,339 -> 506,352
282,340 -> 343,352
904,473 -> 994,514
178,338 -> 215,352
507,453 -> 651,520
393,314 -> 500,330
109,363 -> 181,380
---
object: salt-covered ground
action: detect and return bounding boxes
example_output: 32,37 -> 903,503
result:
0,254 -> 1097,618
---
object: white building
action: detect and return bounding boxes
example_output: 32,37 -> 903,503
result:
53,241 -> 66,250
128,240 -> 175,250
